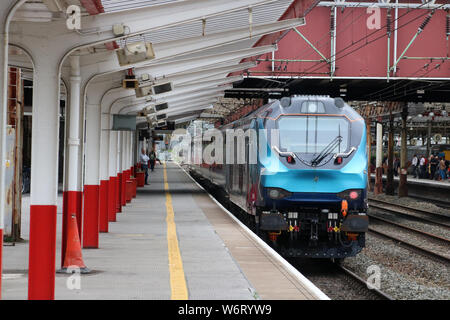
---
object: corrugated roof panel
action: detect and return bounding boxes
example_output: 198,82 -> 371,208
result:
101,0 -> 182,12
116,0 -> 293,46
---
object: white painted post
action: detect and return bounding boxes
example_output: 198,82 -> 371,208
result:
67,56 -> 81,193
376,123 -> 383,168
28,55 -> 60,300
375,122 -> 383,194
99,110 -> 111,231
83,95 -> 101,248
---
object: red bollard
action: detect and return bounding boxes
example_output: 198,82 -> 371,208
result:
108,176 -> 117,222
99,180 -> 109,233
28,205 -> 57,300
126,180 -> 133,203
136,171 -> 145,187
130,178 -> 137,198
83,185 -> 99,248
117,172 -> 122,213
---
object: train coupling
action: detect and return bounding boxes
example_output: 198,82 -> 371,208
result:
341,213 -> 369,232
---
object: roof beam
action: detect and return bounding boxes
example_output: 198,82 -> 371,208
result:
165,104 -> 214,117
149,75 -> 242,100
134,45 -> 275,80
116,88 -> 228,115
173,114 -> 204,124
317,2 -> 449,9
147,61 -> 256,88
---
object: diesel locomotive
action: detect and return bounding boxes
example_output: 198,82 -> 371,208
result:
189,96 -> 369,259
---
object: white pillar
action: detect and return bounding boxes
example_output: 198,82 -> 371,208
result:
118,131 -> 125,206
126,131 -> 130,169
117,131 -> 121,172
82,93 -> 101,248
100,113 -> 110,182
124,131 -> 129,170
126,132 -> 130,169
67,56 -> 81,192
31,61 -> 60,204
376,123 -> 383,168
28,55 -> 61,300
99,108 -> 110,232
109,130 -> 118,178
122,132 -> 127,172
117,132 -> 122,174
85,103 -> 101,186
374,121 -> 384,194
128,132 -> 133,169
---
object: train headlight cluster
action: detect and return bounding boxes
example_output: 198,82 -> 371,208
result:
337,189 -> 361,200
267,188 -> 292,200
349,191 -> 359,200
300,101 -> 325,113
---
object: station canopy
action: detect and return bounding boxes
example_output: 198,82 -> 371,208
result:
9,0 -> 309,127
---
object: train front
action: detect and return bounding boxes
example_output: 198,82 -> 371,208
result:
254,96 -> 368,259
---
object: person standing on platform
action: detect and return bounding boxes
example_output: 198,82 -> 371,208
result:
140,148 -> 150,185
394,157 -> 400,177
149,148 -> 162,172
419,155 -> 426,179
439,157 -> 447,181
429,155 -> 438,180
411,154 -> 418,178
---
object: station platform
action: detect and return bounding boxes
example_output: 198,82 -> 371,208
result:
370,173 -> 450,189
1,162 -> 327,300
370,173 -> 450,205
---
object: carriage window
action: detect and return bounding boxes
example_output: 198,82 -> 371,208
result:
277,116 -> 349,154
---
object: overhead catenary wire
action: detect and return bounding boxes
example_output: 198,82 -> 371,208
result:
358,58 -> 447,102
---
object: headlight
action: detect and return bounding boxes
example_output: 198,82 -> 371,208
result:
267,188 -> 292,200
337,189 -> 362,200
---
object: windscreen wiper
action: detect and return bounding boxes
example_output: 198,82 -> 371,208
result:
311,135 -> 343,166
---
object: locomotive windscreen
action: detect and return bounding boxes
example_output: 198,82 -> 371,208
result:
278,115 -> 349,154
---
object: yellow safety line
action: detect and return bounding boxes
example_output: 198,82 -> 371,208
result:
163,163 -> 188,300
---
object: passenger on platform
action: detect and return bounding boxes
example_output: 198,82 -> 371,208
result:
439,157 -> 447,181
429,155 -> 439,180
394,157 -> 400,177
419,155 -> 426,179
411,154 -> 418,178
382,156 -> 388,175
140,149 -> 150,185
149,148 -> 162,172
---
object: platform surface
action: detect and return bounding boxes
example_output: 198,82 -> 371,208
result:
1,162 -> 325,300
370,173 -> 450,189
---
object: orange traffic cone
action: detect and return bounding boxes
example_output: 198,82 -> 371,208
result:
57,214 -> 90,274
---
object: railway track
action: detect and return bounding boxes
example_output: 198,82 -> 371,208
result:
368,226 -> 450,265
367,198 -> 450,264
368,198 -> 450,228
368,214 -> 450,244
291,258 -> 394,300
408,195 -> 450,210
336,264 -> 394,300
